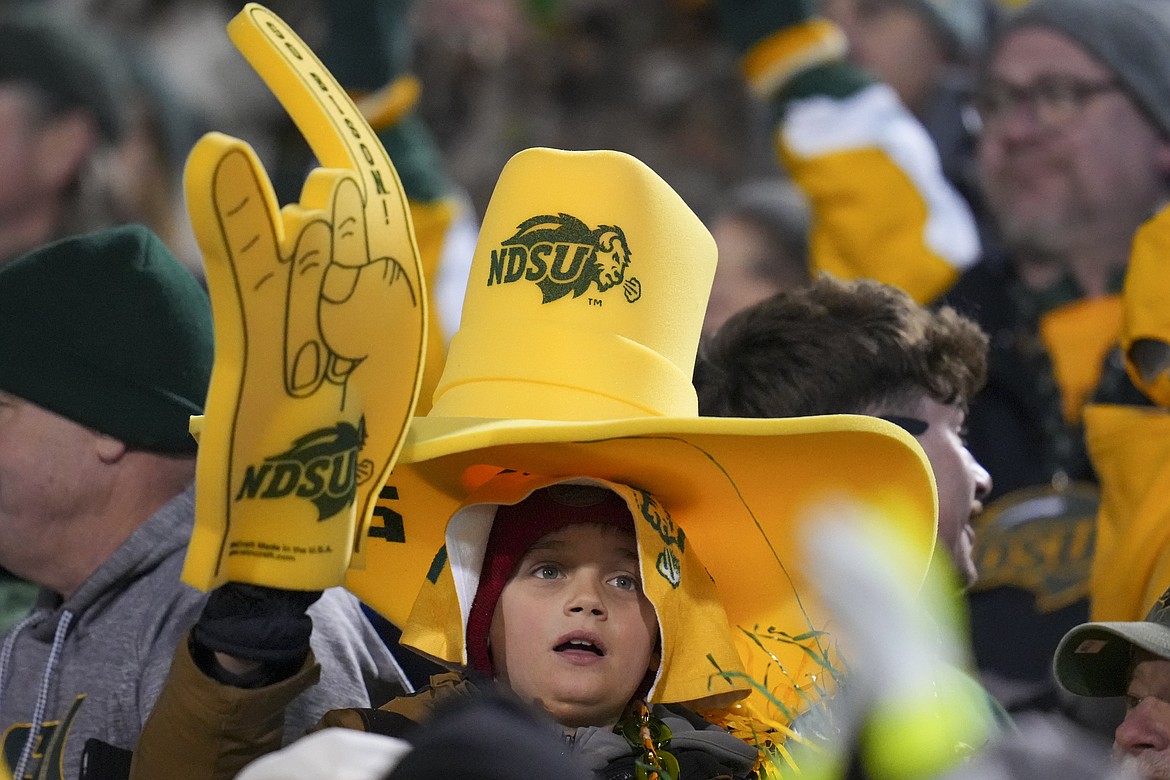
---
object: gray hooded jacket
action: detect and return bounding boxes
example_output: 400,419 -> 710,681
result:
0,484 -> 409,780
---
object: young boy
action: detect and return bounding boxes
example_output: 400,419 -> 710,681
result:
324,471 -> 761,777
693,276 -> 1011,741
695,276 -> 992,589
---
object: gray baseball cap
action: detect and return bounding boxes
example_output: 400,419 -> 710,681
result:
1054,585 -> 1170,697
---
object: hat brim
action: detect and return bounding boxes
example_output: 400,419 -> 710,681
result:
1054,621 -> 1170,697
347,412 -> 938,693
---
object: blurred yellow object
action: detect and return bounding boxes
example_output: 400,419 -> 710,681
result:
1086,404 -> 1170,621
802,512 -> 992,779
352,74 -> 421,133
1121,204 -> 1170,407
1039,296 -> 1123,423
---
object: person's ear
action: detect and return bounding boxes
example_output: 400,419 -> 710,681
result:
94,434 -> 127,463
33,111 -> 99,192
1152,133 -> 1170,180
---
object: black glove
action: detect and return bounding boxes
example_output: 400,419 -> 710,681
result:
191,583 -> 323,666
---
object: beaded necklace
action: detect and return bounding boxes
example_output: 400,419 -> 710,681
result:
618,701 -> 680,780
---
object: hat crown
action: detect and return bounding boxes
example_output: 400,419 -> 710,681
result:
430,148 -> 716,421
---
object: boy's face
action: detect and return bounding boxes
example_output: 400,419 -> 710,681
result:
488,522 -> 660,730
908,396 -> 991,589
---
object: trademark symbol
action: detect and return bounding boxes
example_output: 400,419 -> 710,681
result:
588,298 -> 602,307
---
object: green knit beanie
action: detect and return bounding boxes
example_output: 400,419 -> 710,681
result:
0,225 -> 213,453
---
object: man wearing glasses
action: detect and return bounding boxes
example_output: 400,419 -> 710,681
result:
956,0 -> 1170,502
940,0 -> 1170,702
713,0 -> 1167,712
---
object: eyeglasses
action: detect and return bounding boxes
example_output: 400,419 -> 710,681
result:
975,75 -> 1123,130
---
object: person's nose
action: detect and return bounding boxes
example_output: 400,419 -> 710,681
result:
983,94 -> 1050,145
967,450 -> 992,503
1116,699 -> 1170,756
565,576 -> 607,619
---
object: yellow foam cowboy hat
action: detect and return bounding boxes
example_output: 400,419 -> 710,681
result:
346,147 -> 938,715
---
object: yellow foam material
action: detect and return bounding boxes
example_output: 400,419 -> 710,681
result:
181,3 -> 426,591
348,413 -> 938,728
1086,404 -> 1170,621
1122,204 -> 1170,407
429,148 -> 716,421
1038,296 -> 1123,424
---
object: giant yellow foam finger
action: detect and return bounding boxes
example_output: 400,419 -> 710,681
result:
182,4 -> 426,590
228,5 -> 417,249
229,4 -> 427,564
185,136 -> 364,589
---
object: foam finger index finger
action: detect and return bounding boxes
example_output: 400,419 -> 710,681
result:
227,4 -> 419,266
188,134 -> 289,395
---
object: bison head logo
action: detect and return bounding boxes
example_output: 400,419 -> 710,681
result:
496,214 -> 641,304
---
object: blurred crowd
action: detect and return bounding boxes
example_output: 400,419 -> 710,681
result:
5,0 -> 1170,778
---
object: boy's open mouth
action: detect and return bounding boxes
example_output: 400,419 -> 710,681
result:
554,637 -> 605,656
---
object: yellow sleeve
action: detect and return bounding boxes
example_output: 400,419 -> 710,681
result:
778,84 -> 979,304
1122,204 -> 1170,407
1085,403 -> 1170,621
